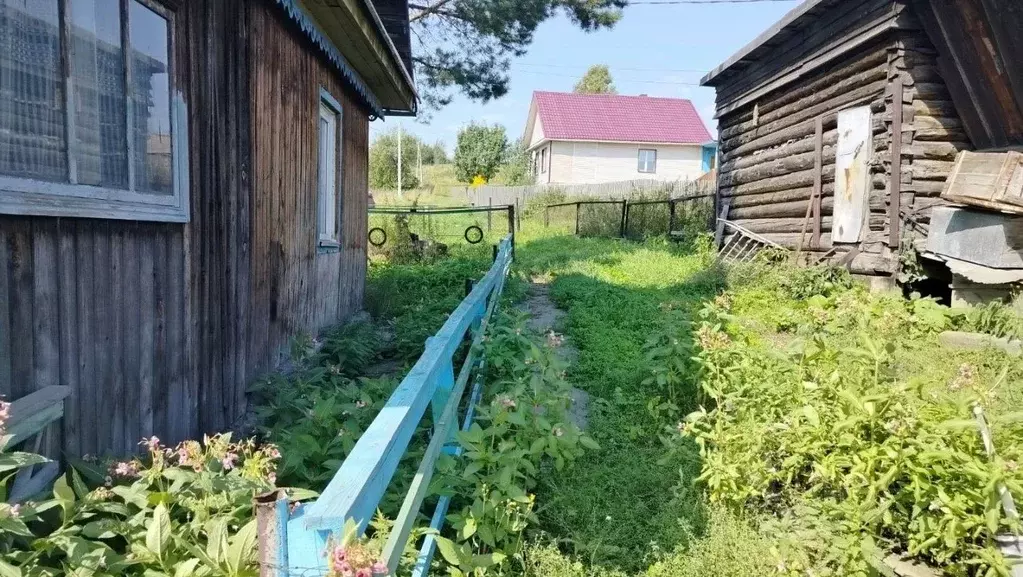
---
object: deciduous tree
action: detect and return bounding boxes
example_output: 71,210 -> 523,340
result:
573,64 -> 617,94
454,123 -> 507,184
369,130 -> 421,190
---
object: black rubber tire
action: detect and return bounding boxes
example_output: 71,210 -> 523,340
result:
368,227 -> 387,247
464,225 -> 484,244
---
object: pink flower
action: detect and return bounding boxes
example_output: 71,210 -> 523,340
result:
140,436 -> 160,450
267,472 -> 277,485
338,561 -> 354,577
333,547 -> 347,563
372,561 -> 388,574
221,452 -> 238,471
113,461 -> 139,478
268,447 -> 282,460
177,446 -> 190,466
356,568 -> 372,577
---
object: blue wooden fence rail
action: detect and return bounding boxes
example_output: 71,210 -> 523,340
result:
261,235 -> 514,576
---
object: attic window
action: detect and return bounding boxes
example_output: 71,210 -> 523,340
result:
0,0 -> 188,222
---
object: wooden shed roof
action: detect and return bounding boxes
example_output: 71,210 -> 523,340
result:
911,0 -> 1023,150
703,0 -> 1023,150
700,0 -> 833,87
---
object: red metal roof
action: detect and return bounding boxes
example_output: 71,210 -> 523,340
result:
532,91 -> 711,145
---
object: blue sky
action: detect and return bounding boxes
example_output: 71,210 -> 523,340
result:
370,0 -> 800,151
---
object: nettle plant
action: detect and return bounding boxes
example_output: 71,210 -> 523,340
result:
432,313 -> 599,576
1,431 -> 285,577
680,296 -> 1023,576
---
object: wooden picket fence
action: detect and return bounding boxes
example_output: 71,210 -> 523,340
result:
257,235 -> 514,577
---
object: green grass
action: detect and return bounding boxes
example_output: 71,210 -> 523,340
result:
511,232 -> 725,573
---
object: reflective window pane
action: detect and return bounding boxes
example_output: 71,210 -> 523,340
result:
70,0 -> 128,188
129,0 -> 171,194
0,0 -> 66,182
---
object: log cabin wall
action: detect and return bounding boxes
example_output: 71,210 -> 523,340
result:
0,0 -> 371,458
710,0 -> 969,276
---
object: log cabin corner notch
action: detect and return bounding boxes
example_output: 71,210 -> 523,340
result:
0,0 -> 415,458
700,0 -> 1022,280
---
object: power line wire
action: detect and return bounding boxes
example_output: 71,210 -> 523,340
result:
514,62 -> 709,73
512,68 -> 704,85
627,0 -> 795,4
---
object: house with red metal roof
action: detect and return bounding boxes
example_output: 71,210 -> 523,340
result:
523,91 -> 716,185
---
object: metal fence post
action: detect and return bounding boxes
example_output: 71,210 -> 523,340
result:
619,200 -> 628,238
668,199 -> 677,236
574,203 -> 580,236
487,197 -> 492,232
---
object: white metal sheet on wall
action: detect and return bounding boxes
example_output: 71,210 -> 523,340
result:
832,106 -> 872,243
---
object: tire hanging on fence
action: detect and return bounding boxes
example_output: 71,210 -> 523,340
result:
368,227 -> 387,247
464,225 -> 484,244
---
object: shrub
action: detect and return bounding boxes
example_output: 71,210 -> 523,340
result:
959,300 -> 1023,341
1,432 -> 281,577
432,312 -> 599,575
777,264 -> 854,300
644,508 -> 773,577
679,294 -> 1023,575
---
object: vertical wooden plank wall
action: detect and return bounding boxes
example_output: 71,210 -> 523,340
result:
0,0 -> 372,457
248,0 -> 369,385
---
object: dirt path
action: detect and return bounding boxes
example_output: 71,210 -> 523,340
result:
522,278 -> 590,430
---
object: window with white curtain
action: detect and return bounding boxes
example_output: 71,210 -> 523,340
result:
0,0 -> 187,222
317,90 -> 342,249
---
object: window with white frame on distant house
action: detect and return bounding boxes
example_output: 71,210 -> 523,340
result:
0,0 -> 188,222
317,90 -> 342,249
637,149 -> 657,173
540,147 -> 547,173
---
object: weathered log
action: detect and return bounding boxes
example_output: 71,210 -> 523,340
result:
721,82 -> 887,157
904,65 -> 944,85
719,72 -> 887,141
718,45 -> 890,133
720,164 -> 836,198
904,179 -> 946,196
870,192 -> 915,211
725,183 -> 837,207
732,217 -> 834,234
912,99 -> 958,118
910,159 -> 956,180
730,197 -> 835,220
848,252 -> 897,275
719,146 -> 837,188
759,232 -> 835,251
905,83 -> 951,102
911,141 -> 971,161
912,116 -> 967,141
719,131 -> 839,174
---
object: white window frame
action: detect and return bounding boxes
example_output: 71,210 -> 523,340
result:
540,147 -> 548,174
0,0 -> 189,222
317,89 -> 342,250
638,149 -> 657,174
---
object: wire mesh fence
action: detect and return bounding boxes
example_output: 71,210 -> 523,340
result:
368,206 -> 513,262
543,194 -> 716,241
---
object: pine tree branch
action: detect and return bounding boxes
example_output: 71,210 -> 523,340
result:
409,0 -> 456,22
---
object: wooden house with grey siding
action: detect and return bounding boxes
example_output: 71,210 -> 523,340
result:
701,0 -> 1023,285
0,0 -> 416,458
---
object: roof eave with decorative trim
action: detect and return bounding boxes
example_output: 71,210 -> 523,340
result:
271,0 -> 416,118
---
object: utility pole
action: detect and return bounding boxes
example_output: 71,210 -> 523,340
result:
397,121 -> 403,199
